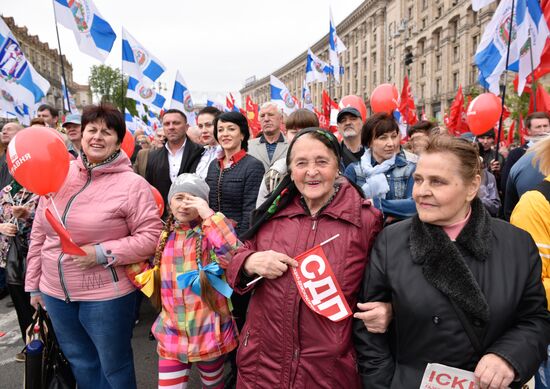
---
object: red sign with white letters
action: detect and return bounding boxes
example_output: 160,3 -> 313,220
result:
291,245 -> 352,322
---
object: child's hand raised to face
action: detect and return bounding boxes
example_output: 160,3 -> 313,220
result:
180,195 -> 214,220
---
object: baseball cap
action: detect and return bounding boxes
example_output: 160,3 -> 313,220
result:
62,113 -> 81,127
337,107 -> 362,123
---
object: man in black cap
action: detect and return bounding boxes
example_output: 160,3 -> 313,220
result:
477,129 -> 505,178
337,107 -> 364,169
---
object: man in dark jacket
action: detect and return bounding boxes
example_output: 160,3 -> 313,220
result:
145,109 -> 203,214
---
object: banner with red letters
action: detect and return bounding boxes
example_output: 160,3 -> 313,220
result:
291,245 -> 352,322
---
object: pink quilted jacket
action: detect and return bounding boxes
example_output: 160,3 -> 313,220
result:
25,153 -> 163,301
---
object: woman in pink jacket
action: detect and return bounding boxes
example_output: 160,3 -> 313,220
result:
26,104 -> 162,389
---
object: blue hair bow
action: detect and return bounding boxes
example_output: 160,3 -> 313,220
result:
176,262 -> 233,298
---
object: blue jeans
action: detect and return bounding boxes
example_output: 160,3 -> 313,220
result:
42,292 -> 138,389
536,345 -> 550,388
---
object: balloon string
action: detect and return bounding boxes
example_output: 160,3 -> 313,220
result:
17,188 -> 26,206
49,196 -> 66,228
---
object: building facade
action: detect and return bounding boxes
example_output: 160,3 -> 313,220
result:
240,0 -> 497,121
3,15 -> 91,113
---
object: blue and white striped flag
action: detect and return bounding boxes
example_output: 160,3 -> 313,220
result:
53,0 -> 116,62
206,99 -> 227,112
0,18 -> 50,107
122,28 -> 166,84
127,76 -> 166,111
170,70 -> 196,126
302,81 -> 314,111
475,0 -> 540,94
270,75 -> 297,115
329,7 -> 347,84
305,49 -> 331,84
61,77 -> 78,113
125,108 -> 135,134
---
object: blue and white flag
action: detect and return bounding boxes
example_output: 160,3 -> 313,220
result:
329,7 -> 347,84
135,115 -> 153,136
206,99 -> 227,112
170,70 -> 196,126
475,0 -> 532,94
147,109 -> 161,130
53,0 -> 116,62
0,18 -> 50,107
305,49 -> 331,84
0,78 -> 31,125
302,80 -> 314,111
135,100 -> 147,119
61,77 -> 78,113
122,28 -> 166,84
127,76 -> 166,111
516,0 -> 550,94
124,108 -> 135,134
270,75 -> 297,115
472,0 -> 496,11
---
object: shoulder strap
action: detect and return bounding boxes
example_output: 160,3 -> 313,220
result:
449,298 -> 484,356
535,180 -> 550,203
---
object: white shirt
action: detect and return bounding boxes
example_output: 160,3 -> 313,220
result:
165,140 -> 186,183
195,145 -> 222,180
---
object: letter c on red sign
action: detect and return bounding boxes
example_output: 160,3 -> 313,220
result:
300,254 -> 326,279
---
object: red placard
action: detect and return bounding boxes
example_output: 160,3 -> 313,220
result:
291,245 -> 351,322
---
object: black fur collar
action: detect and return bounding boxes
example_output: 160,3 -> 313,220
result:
409,198 -> 491,322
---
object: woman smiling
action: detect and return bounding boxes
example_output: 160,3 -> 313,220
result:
25,104 -> 162,389
354,135 -> 550,389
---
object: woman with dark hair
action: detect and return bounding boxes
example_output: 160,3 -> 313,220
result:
226,128 -> 386,388
354,135 -> 550,389
26,103 -> 163,389
205,111 -> 264,238
345,112 -> 416,221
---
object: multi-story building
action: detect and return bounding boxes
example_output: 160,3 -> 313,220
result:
2,15 -> 91,113
240,0 -> 497,121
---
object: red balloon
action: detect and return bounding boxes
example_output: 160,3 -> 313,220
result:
7,126 -> 70,195
150,185 -> 164,216
339,95 -> 367,122
370,84 -> 399,114
466,93 -> 503,136
121,130 -> 135,158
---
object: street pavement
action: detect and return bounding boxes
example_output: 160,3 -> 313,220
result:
0,294 -> 205,388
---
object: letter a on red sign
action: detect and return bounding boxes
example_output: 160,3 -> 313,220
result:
291,245 -> 352,322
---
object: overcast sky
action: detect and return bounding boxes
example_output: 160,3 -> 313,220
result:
2,0 -> 364,103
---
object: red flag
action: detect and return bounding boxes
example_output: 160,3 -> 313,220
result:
399,76 -> 418,126
322,90 -> 339,134
291,245 -> 352,322
447,86 -> 469,136
507,120 -> 515,146
226,97 -> 234,112
44,208 -> 86,256
314,108 -> 329,129
529,82 -> 550,114
245,96 -> 261,137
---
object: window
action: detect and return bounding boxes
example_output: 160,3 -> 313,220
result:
453,45 -> 460,62
421,62 -> 426,76
437,6 -> 443,19
408,6 -> 413,19
436,78 -> 441,95
372,52 -> 377,65
472,35 -> 479,55
450,19 -> 459,40
436,54 -> 442,70
418,39 -> 425,55
373,71 -> 377,85
453,72 -> 459,90
433,30 -> 441,49
422,0 -> 428,10
470,65 -> 478,84
420,84 -> 425,99
422,17 -> 427,30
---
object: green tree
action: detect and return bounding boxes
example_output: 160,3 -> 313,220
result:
88,65 -> 136,115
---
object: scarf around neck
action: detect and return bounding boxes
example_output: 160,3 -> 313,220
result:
359,149 -> 396,198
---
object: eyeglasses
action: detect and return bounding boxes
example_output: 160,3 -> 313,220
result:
197,122 -> 213,130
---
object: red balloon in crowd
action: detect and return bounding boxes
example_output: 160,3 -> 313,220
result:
466,93 -> 503,136
121,129 -> 135,158
7,126 -> 70,195
150,186 -> 164,216
339,95 -> 367,121
370,84 -> 399,114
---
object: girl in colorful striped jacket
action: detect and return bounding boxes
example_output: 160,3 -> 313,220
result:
151,174 -> 239,389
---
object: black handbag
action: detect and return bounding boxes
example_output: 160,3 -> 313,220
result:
6,233 -> 29,285
24,306 -> 76,389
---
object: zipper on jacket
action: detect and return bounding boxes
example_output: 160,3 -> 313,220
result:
312,218 -> 318,230
57,254 -> 71,303
216,168 -> 224,212
57,169 -> 93,302
109,267 -> 119,282
243,330 -> 250,346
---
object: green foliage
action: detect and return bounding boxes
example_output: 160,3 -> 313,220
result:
88,65 -> 136,115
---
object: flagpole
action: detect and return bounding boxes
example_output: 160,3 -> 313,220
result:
495,0 -> 516,158
52,0 -> 70,115
528,28 -> 538,111
120,28 -> 125,111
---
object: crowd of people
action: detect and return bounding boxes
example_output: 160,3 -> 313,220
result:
0,101 -> 549,389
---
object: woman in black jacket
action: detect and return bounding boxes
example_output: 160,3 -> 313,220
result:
353,135 -> 550,389
205,111 -> 264,238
